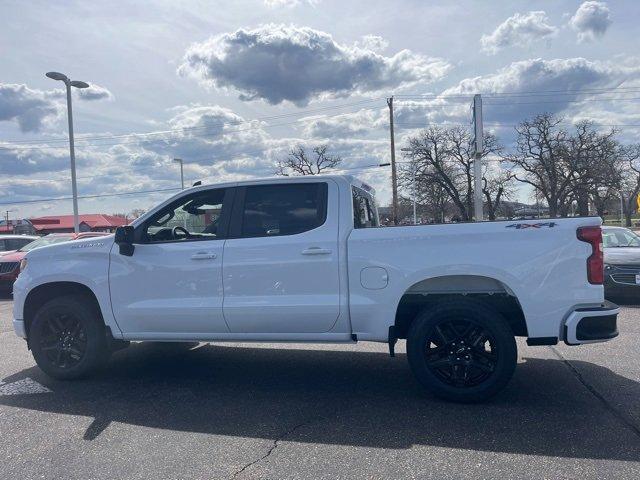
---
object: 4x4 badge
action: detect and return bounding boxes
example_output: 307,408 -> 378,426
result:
506,222 -> 558,229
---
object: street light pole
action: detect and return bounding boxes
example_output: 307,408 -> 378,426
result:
413,163 -> 417,225
400,147 -> 418,225
173,158 -> 185,189
46,72 -> 90,234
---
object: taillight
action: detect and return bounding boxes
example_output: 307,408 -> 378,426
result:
577,226 -> 604,285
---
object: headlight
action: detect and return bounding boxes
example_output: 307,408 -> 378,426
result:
604,264 -> 613,271
19,258 -> 27,273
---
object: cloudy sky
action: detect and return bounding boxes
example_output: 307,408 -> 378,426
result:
1,0 -> 639,217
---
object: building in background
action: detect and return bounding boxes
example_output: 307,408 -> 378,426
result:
28,214 -> 128,234
0,219 -> 37,235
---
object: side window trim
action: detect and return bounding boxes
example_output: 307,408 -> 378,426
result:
134,187 -> 236,244
228,182 -> 328,239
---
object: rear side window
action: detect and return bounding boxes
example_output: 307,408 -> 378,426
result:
352,186 -> 379,228
241,183 -> 327,237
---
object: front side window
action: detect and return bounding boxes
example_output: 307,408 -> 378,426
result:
143,189 -> 227,243
352,186 -> 379,228
240,183 -> 327,238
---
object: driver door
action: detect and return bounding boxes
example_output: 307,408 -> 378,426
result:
109,187 -> 233,338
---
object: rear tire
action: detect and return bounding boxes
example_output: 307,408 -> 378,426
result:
30,294 -> 109,380
406,298 -> 517,403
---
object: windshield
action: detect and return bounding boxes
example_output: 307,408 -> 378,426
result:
19,235 -> 73,252
602,228 -> 640,248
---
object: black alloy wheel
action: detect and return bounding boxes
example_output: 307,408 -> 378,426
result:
422,319 -> 497,388
406,298 -> 517,403
30,295 -> 109,380
38,311 -> 88,369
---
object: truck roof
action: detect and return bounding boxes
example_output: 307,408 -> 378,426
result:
181,174 -> 376,196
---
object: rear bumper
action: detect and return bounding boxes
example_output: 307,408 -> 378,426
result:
563,301 -> 620,345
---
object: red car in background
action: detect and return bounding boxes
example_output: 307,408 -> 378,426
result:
0,232 -> 109,293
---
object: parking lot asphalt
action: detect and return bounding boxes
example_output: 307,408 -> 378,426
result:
1,295 -> 639,480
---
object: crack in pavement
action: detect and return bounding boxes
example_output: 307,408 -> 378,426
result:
230,417 -> 320,479
549,345 -> 640,440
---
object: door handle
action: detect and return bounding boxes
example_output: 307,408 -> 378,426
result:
191,252 -> 217,260
301,247 -> 332,255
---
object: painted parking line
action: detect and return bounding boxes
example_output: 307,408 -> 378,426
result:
0,377 -> 52,396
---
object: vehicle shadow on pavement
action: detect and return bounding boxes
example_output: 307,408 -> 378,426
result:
1,343 -> 639,461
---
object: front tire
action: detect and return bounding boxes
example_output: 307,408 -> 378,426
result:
406,298 -> 517,403
30,295 -> 109,380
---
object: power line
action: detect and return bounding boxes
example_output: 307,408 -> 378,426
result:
484,97 -> 640,106
0,187 -> 182,207
0,105 -> 390,152
0,163 -> 395,206
394,86 -> 640,99
0,98 -> 386,148
4,85 -> 640,150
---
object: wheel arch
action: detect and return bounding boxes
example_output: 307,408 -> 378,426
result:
23,281 -> 103,339
393,274 -> 528,339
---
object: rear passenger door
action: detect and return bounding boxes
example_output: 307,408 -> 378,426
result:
222,181 -> 340,333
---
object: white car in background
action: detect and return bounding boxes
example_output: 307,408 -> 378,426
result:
0,235 -> 38,256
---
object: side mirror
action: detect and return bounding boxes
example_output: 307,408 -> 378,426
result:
114,226 -> 135,256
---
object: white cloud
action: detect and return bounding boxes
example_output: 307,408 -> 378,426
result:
442,57 -> 640,122
0,83 -> 60,132
178,24 -> 451,106
0,82 -> 113,133
301,108 -> 386,138
569,1 -> 612,43
263,0 -> 318,7
77,84 -> 114,101
354,35 -> 389,53
481,11 -> 558,54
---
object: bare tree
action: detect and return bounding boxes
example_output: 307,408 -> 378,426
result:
508,113 -> 572,217
402,126 -> 503,221
129,208 -> 147,219
618,144 -> 640,226
482,164 -> 514,221
276,144 -> 342,176
566,121 -> 620,216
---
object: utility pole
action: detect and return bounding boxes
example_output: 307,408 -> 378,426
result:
387,96 -> 399,225
472,94 -> 484,222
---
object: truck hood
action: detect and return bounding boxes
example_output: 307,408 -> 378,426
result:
25,235 -> 114,260
604,247 -> 640,265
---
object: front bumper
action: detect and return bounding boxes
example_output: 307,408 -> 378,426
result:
13,319 -> 26,338
604,264 -> 640,298
563,300 -> 620,345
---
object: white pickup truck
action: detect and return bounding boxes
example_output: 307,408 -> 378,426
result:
12,175 -> 619,402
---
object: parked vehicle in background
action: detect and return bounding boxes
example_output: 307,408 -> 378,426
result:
602,226 -> 640,300
0,232 -> 108,293
12,176 -> 619,403
0,235 -> 38,256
